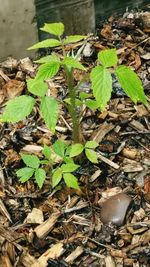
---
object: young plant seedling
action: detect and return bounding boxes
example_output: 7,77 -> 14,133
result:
70,140 -> 99,164
0,22 -> 147,189
17,139 -> 81,189
50,139 -> 80,189
16,154 -> 46,188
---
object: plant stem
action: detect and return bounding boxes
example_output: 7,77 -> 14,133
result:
65,67 -> 81,143
59,37 -> 81,143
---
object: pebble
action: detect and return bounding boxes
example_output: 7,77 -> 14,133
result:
100,193 -> 132,226
83,43 -> 94,57
141,53 -> 150,60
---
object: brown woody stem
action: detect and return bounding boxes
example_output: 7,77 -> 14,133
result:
65,67 -> 81,143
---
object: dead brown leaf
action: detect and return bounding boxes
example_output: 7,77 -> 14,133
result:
134,53 -> 141,70
100,24 -> 112,39
4,149 -> 20,166
3,80 -> 25,99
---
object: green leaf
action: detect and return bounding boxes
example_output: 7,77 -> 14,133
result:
79,92 -> 90,100
52,168 -> 62,187
36,62 -> 60,81
62,56 -> 85,70
16,167 -> 34,183
40,159 -> 50,165
85,148 -> 98,163
70,143 -> 84,157
21,154 -> 40,169
19,175 -> 34,183
85,141 -> 99,149
64,35 -> 86,45
28,39 -> 61,50
27,79 -> 48,97
98,48 -> 118,67
64,98 -> 82,106
63,98 -> 71,105
85,99 -> 99,110
52,139 -> 66,158
40,23 -> 64,36
19,176 -> 32,183
115,65 -> 147,105
90,66 -> 112,110
76,99 -> 82,106
42,145 -> 51,160
35,168 -> 46,188
0,95 -> 35,123
63,157 -> 74,164
63,173 -> 79,189
34,54 -> 60,64
40,96 -> 59,133
65,145 -> 72,157
61,163 -> 80,173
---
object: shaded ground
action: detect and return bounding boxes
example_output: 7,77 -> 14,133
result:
0,8 -> 150,267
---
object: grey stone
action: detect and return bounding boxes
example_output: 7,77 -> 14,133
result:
100,193 -> 132,226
